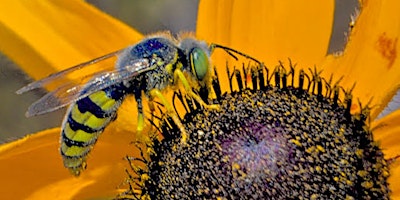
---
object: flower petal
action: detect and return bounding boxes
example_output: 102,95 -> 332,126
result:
0,0 -> 142,81
389,161 -> 400,199
197,0 -> 334,68
372,110 -> 400,159
321,0 -> 400,118
0,124 -> 137,199
371,110 -> 400,198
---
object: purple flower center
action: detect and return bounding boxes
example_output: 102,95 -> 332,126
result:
221,123 -> 292,179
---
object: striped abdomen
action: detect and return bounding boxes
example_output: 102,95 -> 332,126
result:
60,84 -> 126,176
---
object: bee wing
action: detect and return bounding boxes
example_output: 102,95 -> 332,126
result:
25,58 -> 152,117
16,48 -> 126,95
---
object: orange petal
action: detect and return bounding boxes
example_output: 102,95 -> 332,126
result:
197,0 -> 334,95
197,0 -> 334,68
389,161 -> 400,199
0,0 -> 142,81
372,110 -> 400,159
0,124 -> 138,199
371,110 -> 400,198
321,0 -> 400,118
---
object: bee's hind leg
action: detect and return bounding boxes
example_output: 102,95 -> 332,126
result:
149,89 -> 188,144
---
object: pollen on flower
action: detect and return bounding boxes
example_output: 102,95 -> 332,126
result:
119,60 -> 391,199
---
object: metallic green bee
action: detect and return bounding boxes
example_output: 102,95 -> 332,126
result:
17,33 -> 258,176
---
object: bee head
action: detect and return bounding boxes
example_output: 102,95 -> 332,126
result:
179,38 -> 211,82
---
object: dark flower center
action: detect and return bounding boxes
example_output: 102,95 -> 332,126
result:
120,62 -> 391,200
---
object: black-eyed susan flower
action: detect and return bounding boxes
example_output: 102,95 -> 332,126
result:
0,0 -> 399,199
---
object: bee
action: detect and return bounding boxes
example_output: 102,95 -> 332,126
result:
17,33 -> 259,176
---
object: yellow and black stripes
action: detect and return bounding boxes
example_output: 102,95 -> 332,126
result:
61,84 -> 126,175
55,36 -> 217,176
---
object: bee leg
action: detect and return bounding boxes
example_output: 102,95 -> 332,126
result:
174,69 -> 220,110
149,89 -> 188,144
136,97 -> 145,132
135,97 -> 150,143
147,100 -> 156,132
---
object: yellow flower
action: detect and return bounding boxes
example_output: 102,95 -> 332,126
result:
0,0 -> 399,199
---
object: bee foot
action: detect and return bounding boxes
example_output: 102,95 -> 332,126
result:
135,128 -> 151,144
204,103 -> 220,111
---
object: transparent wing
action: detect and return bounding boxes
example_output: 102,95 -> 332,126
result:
16,48 -> 126,95
21,55 -> 152,117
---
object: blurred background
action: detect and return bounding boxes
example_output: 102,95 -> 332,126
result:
0,0 -> 357,143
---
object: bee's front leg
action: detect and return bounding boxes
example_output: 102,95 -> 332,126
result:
173,69 -> 220,111
149,89 -> 188,144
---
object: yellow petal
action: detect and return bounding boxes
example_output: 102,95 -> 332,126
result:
321,0 -> 400,118
371,110 -> 400,198
197,0 -> 334,68
0,124 -> 138,199
197,0 -> 334,95
389,161 -> 400,199
0,0 -> 142,81
372,110 -> 400,158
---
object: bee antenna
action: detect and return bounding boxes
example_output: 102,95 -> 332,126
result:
210,43 -> 262,66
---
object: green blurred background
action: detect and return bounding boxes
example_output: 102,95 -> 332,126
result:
0,0 -> 357,143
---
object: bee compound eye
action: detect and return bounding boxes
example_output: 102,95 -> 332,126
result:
190,47 -> 209,80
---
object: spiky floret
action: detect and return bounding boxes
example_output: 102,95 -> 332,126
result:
120,61 -> 391,199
